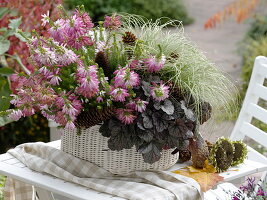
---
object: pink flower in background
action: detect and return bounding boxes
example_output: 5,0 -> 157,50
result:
126,98 -> 148,112
113,67 -> 140,88
103,15 -> 121,30
144,55 -> 166,72
41,11 -> 50,26
9,110 -> 23,121
150,82 -> 169,101
116,108 -> 136,124
110,88 -> 129,102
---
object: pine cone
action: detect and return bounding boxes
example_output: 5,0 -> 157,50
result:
75,107 -> 115,129
122,31 -> 137,45
189,139 -> 209,168
95,51 -> 111,79
199,102 -> 212,124
178,150 -> 192,163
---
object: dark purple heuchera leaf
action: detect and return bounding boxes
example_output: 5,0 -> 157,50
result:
139,142 -> 162,164
168,119 -> 189,137
153,99 -> 174,115
161,99 -> 174,115
99,121 -> 111,137
181,100 -> 196,122
152,112 -> 169,132
142,112 -> 153,129
137,130 -> 154,142
108,131 -> 134,150
141,81 -> 151,97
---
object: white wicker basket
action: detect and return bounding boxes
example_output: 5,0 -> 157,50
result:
61,125 -> 179,175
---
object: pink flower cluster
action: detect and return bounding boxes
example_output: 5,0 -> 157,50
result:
46,10 -> 94,49
76,65 -> 100,98
103,15 -> 122,30
8,9 -> 172,128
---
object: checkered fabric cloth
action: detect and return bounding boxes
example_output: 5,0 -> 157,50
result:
4,142 -> 203,200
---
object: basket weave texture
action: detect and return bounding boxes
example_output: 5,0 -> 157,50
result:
61,125 -> 179,175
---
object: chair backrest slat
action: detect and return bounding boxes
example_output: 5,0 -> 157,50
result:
247,103 -> 267,124
240,122 -> 267,148
254,84 -> 267,101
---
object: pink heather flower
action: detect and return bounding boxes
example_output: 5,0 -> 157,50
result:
32,47 -> 57,66
9,110 -> 23,121
116,108 -> 136,124
128,60 -> 141,69
65,15 -> 86,39
49,75 -> 62,85
96,96 -> 104,102
126,98 -> 148,112
62,104 -> 78,118
144,55 -> 166,72
110,88 -> 130,102
75,10 -> 94,30
22,107 -> 35,116
103,15 -> 122,30
65,121 -> 76,130
48,19 -> 67,43
113,67 -> 140,88
67,35 -> 93,49
76,65 -> 100,98
150,82 -> 169,101
57,48 -> 78,66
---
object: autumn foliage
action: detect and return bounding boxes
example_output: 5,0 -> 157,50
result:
204,0 -> 259,29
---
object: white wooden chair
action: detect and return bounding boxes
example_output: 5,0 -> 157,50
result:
1,56 -> 267,200
204,56 -> 267,199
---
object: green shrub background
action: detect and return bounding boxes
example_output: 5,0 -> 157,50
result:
64,0 -> 193,25
0,114 -> 49,154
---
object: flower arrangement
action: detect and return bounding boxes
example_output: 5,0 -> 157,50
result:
3,5 -> 237,164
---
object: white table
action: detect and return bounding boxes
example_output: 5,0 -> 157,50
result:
0,141 -> 266,200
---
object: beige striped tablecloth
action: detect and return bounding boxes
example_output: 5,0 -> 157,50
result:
4,142 -> 203,200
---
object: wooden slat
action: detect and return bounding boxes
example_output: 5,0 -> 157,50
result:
0,162 -> 125,200
247,103 -> 267,124
258,63 -> 267,79
204,191 -> 221,200
254,84 -> 267,101
240,122 -> 267,148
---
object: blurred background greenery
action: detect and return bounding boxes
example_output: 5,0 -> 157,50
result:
64,0 -> 193,25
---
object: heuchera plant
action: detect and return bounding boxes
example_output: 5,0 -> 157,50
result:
3,6 -> 235,163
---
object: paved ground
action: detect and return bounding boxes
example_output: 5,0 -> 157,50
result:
182,0 -> 251,142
